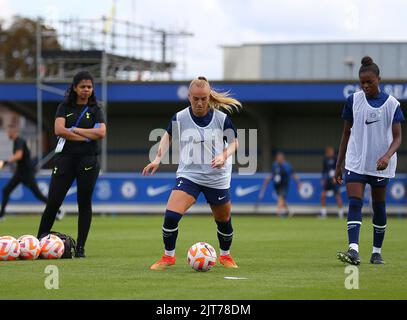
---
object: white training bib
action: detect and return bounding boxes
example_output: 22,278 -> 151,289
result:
172,107 -> 232,189
345,91 -> 399,178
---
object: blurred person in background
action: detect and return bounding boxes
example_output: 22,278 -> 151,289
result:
0,125 -> 57,222
257,151 -> 301,217
320,146 -> 344,218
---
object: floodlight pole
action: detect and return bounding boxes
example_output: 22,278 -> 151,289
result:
36,17 -> 43,166
101,51 -> 108,172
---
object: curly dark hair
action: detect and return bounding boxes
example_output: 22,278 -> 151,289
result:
64,71 -> 97,106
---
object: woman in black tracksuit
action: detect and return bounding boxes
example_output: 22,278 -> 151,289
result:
37,71 -> 106,258
0,125 -> 48,221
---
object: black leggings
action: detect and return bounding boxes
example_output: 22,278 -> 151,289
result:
37,154 -> 100,248
1,171 -> 48,217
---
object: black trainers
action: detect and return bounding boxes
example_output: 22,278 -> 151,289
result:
75,246 -> 86,258
337,248 -> 360,265
370,253 -> 385,264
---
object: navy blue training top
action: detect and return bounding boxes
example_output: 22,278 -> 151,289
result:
271,161 -> 293,186
322,156 -> 336,180
166,107 -> 237,138
342,91 -> 405,123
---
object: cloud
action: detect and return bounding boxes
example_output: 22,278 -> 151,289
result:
2,0 -> 407,79
126,0 -> 407,78
217,0 -> 407,42
0,0 -> 15,21
117,0 -> 236,79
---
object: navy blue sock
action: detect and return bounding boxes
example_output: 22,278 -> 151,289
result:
347,197 -> 363,248
372,201 -> 386,249
216,218 -> 233,252
162,210 -> 183,252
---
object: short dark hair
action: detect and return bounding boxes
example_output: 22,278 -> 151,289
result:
64,71 -> 97,106
359,56 -> 380,77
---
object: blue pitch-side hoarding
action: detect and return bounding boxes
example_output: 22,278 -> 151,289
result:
1,173 -> 405,206
1,82 -> 407,102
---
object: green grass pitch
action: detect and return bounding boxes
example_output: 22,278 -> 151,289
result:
1,215 -> 407,299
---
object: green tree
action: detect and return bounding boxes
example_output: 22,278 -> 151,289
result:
0,16 -> 60,79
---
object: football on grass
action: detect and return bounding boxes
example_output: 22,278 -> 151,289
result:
40,234 -> 64,259
187,242 -> 217,272
18,235 -> 41,260
0,236 -> 20,261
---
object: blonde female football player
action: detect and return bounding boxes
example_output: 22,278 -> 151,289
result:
335,56 -> 404,265
142,76 -> 242,270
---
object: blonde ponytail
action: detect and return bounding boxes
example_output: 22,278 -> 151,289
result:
189,76 -> 242,113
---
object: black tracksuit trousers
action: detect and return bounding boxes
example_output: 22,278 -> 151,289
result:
37,154 -> 100,248
1,170 -> 48,218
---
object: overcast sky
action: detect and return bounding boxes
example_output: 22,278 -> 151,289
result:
1,0 -> 407,80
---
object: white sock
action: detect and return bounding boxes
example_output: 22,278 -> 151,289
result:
165,250 -> 175,257
321,207 -> 327,217
220,249 -> 230,256
338,208 -> 344,218
349,243 -> 359,252
372,247 -> 381,254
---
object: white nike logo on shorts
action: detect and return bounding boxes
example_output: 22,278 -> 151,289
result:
218,196 -> 226,200
377,178 -> 385,182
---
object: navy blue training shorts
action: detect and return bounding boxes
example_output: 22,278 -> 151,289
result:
344,170 -> 389,188
173,177 -> 231,205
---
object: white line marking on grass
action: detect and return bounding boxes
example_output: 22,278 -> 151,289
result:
224,277 -> 248,280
